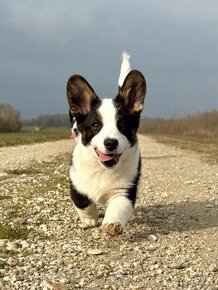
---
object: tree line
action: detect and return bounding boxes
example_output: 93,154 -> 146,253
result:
1,103 -> 217,138
0,103 -> 70,132
23,113 -> 70,127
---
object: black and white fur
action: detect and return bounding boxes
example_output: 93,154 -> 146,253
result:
66,52 -> 146,235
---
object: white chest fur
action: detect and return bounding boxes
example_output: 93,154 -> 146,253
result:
70,141 -> 140,204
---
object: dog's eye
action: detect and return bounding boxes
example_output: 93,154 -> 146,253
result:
92,121 -> 101,130
117,119 -> 126,130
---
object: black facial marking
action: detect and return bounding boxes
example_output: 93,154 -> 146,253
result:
113,98 -> 140,146
126,157 -> 141,205
69,110 -> 75,127
69,179 -> 92,209
76,99 -> 102,146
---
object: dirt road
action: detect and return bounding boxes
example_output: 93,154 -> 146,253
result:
0,135 -> 217,289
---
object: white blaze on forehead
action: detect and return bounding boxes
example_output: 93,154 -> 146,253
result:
98,98 -> 116,126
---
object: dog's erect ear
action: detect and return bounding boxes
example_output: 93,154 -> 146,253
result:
117,70 -> 146,114
67,75 -> 99,117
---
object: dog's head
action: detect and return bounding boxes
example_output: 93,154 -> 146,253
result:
67,70 -> 146,168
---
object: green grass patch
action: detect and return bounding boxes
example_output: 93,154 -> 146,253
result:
0,195 -> 13,201
0,224 -> 29,240
0,127 -> 70,147
153,135 -> 218,163
6,168 -> 42,175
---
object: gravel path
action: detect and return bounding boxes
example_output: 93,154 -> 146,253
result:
0,140 -> 73,172
0,135 -> 218,290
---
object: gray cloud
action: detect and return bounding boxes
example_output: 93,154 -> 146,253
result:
0,0 -> 218,118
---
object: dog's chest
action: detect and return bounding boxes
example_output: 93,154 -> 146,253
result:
71,168 -> 117,200
70,146 -> 140,203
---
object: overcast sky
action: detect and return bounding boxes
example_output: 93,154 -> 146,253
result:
0,0 -> 218,119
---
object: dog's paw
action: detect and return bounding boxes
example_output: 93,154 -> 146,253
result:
79,218 -> 98,229
101,222 -> 123,236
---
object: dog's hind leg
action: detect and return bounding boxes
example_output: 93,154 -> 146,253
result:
101,195 -> 134,235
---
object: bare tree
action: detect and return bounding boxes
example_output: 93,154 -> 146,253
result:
0,104 -> 22,132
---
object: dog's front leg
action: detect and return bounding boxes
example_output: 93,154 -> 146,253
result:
70,182 -> 98,228
75,203 -> 98,228
101,195 -> 134,235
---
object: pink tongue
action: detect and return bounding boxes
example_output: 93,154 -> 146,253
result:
98,152 -> 115,162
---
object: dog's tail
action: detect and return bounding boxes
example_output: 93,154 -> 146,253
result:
118,51 -> 131,88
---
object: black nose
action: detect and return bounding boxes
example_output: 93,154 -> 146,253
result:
104,138 -> 118,151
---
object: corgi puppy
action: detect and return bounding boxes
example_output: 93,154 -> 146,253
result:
66,52 -> 146,235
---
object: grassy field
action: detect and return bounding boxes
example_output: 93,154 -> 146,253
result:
0,127 -> 70,147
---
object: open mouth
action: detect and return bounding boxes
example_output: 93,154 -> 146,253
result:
95,148 -> 121,168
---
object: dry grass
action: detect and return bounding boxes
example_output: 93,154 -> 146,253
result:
139,110 -> 218,138
139,111 -> 218,163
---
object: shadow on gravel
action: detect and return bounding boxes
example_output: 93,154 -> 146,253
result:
131,200 -> 218,237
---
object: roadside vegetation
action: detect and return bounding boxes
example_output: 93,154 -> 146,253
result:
0,127 -> 70,148
139,110 -> 218,163
0,103 -> 71,147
